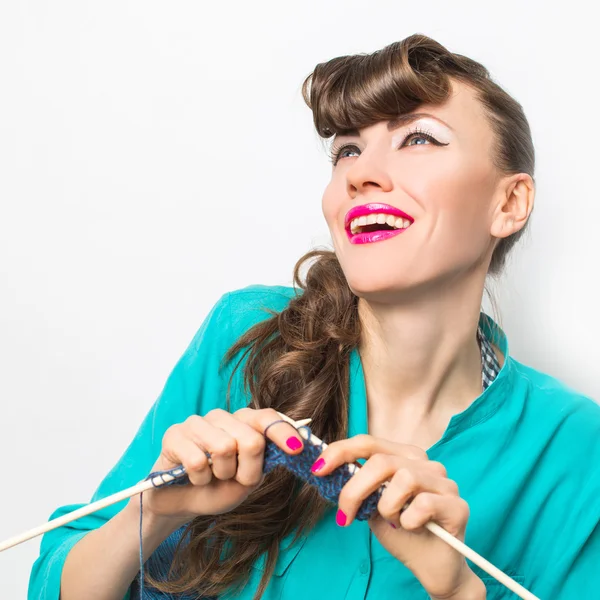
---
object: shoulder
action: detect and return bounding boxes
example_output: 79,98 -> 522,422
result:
211,284 -> 300,410
187,284 -> 298,348
224,283 -> 300,339
192,283 -> 301,368
508,357 -> 600,449
511,358 -> 600,419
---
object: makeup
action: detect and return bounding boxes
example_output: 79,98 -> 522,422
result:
390,116 -> 452,148
344,202 -> 413,245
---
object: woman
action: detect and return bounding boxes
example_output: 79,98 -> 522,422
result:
29,34 -> 600,600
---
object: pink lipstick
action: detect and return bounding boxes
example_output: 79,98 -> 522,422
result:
344,202 -> 414,245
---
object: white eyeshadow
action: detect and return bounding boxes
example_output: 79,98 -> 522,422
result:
391,118 -> 452,146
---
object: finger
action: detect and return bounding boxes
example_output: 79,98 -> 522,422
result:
399,492 -> 470,537
161,427 -> 213,486
336,453 -> 405,525
184,415 -> 238,481
234,407 -> 305,454
204,409 -> 265,487
310,433 -> 426,476
336,458 -> 451,526
377,468 -> 459,526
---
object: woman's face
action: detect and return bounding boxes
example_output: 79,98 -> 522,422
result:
321,80 -> 505,301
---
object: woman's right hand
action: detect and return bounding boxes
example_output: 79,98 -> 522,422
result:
131,407 -> 305,526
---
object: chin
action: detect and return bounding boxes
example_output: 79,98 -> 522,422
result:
343,270 -> 410,299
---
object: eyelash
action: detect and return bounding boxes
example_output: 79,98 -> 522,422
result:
327,127 -> 448,166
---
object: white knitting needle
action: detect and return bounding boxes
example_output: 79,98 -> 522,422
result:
0,417 -> 312,553
277,413 -> 540,600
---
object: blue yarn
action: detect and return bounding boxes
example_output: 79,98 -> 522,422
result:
134,425 -> 383,599
262,426 -> 381,520
131,526 -> 205,600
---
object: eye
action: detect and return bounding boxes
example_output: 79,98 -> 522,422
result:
328,144 -> 359,166
401,127 -> 446,148
404,133 -> 432,146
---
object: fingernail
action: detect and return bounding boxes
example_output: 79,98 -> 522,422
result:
311,457 -> 326,473
336,510 -> 347,527
286,436 -> 302,451
389,522 -> 397,529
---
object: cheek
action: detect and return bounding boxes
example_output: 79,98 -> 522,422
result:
402,159 -> 496,265
321,183 -> 341,226
406,158 -> 494,220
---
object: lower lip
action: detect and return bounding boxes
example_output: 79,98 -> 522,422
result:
345,227 -> 410,245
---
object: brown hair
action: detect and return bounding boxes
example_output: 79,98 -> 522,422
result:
144,33 -> 535,598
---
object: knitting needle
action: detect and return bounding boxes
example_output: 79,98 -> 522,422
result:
276,413 -> 540,600
0,417 -> 312,553
0,414 -> 540,600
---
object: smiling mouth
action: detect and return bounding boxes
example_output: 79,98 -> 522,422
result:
347,213 -> 412,236
343,202 -> 414,245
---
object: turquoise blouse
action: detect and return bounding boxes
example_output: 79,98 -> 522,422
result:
28,285 -> 600,599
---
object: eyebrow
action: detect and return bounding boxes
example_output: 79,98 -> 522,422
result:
334,112 -> 454,138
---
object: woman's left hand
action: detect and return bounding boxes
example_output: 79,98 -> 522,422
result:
310,434 -> 486,600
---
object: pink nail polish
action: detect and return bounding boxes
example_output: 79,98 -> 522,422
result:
336,510 -> 347,526
311,458 -> 325,473
389,522 -> 397,529
286,436 -> 302,451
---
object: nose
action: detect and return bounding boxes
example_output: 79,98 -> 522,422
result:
345,147 -> 393,199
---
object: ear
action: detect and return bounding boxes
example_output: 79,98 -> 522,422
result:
490,173 -> 535,239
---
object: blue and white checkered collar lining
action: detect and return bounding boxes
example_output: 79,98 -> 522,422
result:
477,325 -> 501,391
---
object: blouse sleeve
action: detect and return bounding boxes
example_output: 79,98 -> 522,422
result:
27,292 -> 240,600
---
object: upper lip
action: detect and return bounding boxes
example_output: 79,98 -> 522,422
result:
344,202 -> 414,231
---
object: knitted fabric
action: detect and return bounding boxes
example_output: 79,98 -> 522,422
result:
142,425 -> 381,517
263,425 -> 381,518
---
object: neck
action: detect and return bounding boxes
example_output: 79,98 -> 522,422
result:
358,275 -> 491,442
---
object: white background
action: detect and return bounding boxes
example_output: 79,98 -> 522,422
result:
1,1 -> 598,597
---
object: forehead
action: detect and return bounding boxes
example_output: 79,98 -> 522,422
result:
419,79 -> 493,146
430,79 -> 489,129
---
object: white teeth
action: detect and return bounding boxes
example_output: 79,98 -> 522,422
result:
349,212 -> 412,235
